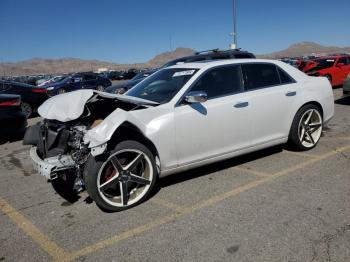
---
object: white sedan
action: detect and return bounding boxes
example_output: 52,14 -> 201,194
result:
25,59 -> 334,211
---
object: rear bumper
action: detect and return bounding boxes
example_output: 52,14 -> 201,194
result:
30,147 -> 75,179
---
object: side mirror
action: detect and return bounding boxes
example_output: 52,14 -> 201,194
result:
337,63 -> 345,67
184,91 -> 207,103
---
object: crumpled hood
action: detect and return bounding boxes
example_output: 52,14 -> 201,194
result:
38,90 -> 94,122
38,89 -> 159,122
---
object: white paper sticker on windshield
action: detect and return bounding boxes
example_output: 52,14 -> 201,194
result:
326,59 -> 335,62
173,70 -> 195,77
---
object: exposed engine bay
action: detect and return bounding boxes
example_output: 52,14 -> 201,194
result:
24,90 -> 157,195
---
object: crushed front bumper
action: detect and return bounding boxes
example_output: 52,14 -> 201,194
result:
30,147 -> 75,180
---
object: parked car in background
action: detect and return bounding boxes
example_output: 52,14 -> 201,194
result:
106,70 -> 156,94
38,75 -> 66,87
118,69 -> 138,80
106,71 -> 123,80
25,59 -> 333,211
343,73 -> 350,97
0,94 -> 27,137
106,48 -> 256,95
303,55 -> 350,86
44,72 -> 112,96
0,80 -> 48,118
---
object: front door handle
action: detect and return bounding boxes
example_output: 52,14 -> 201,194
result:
286,91 -> 296,97
234,101 -> 249,108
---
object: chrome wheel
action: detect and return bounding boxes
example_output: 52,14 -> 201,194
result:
58,89 -> 66,94
20,102 -> 32,118
298,109 -> 322,148
97,149 -> 153,207
96,85 -> 104,92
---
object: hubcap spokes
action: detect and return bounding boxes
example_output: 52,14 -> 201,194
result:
298,109 -> 322,147
98,151 -> 152,207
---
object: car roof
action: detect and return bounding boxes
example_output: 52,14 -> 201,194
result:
314,55 -> 350,60
166,59 -> 280,70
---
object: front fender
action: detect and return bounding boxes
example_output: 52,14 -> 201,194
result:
84,108 -> 147,148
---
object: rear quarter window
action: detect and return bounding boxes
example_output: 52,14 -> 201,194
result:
242,63 -> 280,90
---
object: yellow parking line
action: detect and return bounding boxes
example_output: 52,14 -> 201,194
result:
0,197 -> 70,261
281,150 -> 317,159
65,144 -> 350,261
321,136 -> 350,141
233,166 -> 271,177
150,197 -> 186,213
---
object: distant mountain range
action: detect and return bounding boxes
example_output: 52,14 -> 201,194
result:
0,48 -> 195,76
1,42 -> 350,76
258,42 -> 350,58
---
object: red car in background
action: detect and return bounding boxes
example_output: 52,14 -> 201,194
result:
303,55 -> 350,86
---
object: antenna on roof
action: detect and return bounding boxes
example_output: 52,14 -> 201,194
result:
230,0 -> 237,49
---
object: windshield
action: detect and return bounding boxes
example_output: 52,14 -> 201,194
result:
314,58 -> 336,68
126,68 -> 198,104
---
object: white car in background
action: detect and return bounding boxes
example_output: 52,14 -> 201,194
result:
24,59 -> 334,211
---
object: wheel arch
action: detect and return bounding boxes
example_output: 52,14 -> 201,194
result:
298,101 -> 324,117
108,121 -> 160,165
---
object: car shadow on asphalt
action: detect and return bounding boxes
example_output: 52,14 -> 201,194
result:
157,145 -> 283,190
0,131 -> 25,146
335,97 -> 350,106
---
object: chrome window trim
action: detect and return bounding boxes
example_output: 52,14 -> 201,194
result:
175,62 -> 297,107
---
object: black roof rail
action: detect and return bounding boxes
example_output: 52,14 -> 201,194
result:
195,48 -> 243,55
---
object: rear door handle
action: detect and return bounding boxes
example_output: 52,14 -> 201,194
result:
286,91 -> 296,97
234,101 -> 249,108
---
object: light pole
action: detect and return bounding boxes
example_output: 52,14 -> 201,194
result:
230,0 -> 237,49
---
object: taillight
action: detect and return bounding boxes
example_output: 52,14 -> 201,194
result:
0,98 -> 21,106
32,88 -> 47,93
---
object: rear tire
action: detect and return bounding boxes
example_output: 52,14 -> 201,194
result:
84,140 -> 158,212
289,104 -> 323,151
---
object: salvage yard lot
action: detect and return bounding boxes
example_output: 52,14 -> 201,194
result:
0,89 -> 349,262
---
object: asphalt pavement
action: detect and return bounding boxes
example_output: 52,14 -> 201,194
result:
0,88 -> 349,262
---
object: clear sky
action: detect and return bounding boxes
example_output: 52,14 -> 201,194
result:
0,0 -> 349,63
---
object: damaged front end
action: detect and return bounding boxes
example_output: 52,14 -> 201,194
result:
24,90 -> 156,196
25,120 -> 89,192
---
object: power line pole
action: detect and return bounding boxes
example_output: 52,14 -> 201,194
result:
230,0 -> 237,49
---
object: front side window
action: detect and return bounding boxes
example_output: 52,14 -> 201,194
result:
242,63 -> 280,90
126,68 -> 198,104
190,65 -> 243,99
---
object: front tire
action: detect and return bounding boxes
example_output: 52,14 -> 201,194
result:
289,104 -> 323,151
84,140 -> 158,212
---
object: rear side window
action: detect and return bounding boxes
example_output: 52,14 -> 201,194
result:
277,67 -> 295,84
190,65 -> 243,99
242,63 -> 281,90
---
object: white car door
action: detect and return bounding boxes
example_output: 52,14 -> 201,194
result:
241,63 -> 299,145
174,65 -> 251,167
